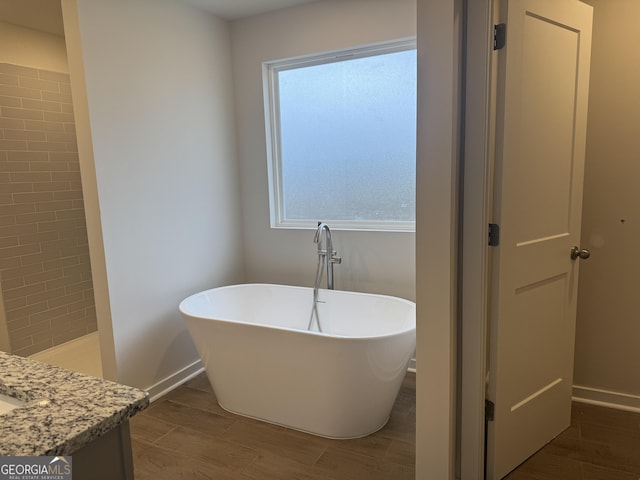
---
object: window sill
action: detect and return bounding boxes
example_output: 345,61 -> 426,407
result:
272,219 -> 416,233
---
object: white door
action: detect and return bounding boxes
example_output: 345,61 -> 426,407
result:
486,0 -> 593,478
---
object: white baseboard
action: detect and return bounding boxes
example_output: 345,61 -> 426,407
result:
408,358 -> 416,373
146,359 -> 204,402
572,384 -> 640,414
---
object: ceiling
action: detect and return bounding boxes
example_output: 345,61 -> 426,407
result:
180,0 -> 316,20
0,0 -> 65,36
0,0 -> 316,37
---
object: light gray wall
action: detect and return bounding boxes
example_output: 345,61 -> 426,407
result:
62,0 -> 244,389
574,0 -> 640,398
230,0 -> 416,301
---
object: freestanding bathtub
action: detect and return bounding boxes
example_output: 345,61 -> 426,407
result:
179,283 -> 416,439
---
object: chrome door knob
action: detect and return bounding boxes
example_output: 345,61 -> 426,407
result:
570,246 -> 590,260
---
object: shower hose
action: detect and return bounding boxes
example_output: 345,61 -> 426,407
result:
307,251 -> 325,332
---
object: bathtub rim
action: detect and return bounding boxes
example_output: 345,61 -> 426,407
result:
179,282 -> 416,341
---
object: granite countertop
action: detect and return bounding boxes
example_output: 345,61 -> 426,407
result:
0,351 -> 149,456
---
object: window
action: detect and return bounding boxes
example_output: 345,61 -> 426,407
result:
263,39 -> 417,231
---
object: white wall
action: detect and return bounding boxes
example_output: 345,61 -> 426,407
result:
61,0 -> 244,390
574,0 -> 640,404
0,21 -> 68,72
230,0 -> 416,301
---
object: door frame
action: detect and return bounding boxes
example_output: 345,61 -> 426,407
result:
416,0 -> 494,477
460,0 -> 495,477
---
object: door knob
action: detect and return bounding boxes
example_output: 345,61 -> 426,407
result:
570,246 -> 590,260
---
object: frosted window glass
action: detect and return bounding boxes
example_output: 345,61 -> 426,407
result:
269,45 -> 416,229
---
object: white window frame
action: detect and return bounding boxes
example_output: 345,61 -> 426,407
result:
262,38 -> 417,232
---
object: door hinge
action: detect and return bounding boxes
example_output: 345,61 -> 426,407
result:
494,23 -> 506,50
488,223 -> 500,246
485,399 -> 495,422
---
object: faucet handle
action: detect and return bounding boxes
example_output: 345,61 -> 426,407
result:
330,251 -> 342,264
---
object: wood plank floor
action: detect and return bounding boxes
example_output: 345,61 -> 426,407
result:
506,402 -> 640,479
131,372 -> 640,479
130,371 -> 415,480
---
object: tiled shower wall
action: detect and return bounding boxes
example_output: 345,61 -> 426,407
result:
0,62 -> 96,357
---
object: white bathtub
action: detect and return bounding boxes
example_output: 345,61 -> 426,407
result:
179,283 -> 416,439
